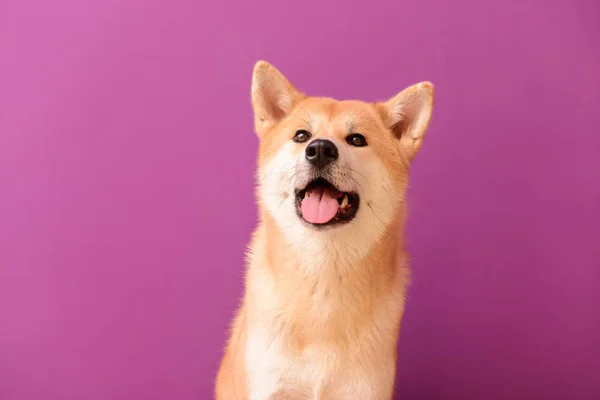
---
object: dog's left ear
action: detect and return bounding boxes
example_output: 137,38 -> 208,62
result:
251,61 -> 302,137
376,82 -> 434,160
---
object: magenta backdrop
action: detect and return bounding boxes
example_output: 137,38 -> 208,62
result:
1,0 -> 599,399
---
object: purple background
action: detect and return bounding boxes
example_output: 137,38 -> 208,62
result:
1,0 -> 599,399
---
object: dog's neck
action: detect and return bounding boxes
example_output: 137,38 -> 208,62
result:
259,210 -> 407,295
250,211 -> 410,347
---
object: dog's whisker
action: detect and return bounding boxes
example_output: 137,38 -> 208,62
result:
296,104 -> 314,131
260,165 -> 296,183
293,113 -> 311,127
345,174 -> 366,195
273,194 -> 291,218
367,202 -> 385,232
347,167 -> 371,188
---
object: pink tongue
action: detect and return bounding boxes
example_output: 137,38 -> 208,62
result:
300,187 -> 339,224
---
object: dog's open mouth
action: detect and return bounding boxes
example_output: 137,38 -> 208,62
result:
295,178 -> 359,227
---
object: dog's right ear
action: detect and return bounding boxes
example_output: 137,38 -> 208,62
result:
375,82 -> 434,162
251,61 -> 302,137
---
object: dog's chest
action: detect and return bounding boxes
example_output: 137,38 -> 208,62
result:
245,333 -> 322,398
245,329 -> 395,400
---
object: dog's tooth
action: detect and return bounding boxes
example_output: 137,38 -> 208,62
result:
304,191 -> 310,199
340,195 -> 348,208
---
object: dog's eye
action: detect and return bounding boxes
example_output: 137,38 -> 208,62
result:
346,133 -> 367,147
293,130 -> 311,143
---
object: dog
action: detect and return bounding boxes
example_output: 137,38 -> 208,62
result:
215,61 -> 434,399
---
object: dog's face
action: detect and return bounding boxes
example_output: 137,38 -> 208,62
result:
251,61 -> 434,262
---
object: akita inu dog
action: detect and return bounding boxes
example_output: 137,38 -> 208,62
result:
216,61 -> 434,400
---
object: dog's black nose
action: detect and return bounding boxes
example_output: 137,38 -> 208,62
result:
305,139 -> 338,169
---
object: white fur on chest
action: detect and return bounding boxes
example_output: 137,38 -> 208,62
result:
243,228 -> 404,399
245,330 -> 393,400
245,330 -> 319,399
244,275 -> 401,400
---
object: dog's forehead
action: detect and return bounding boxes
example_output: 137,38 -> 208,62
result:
295,98 -> 379,138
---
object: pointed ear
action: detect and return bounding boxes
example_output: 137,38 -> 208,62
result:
251,61 -> 302,136
376,82 -> 434,160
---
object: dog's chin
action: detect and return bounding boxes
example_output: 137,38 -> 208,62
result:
294,177 -> 359,230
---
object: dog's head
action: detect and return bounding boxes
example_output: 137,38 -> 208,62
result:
252,61 -> 434,262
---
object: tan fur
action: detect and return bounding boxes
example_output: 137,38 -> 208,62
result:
216,61 -> 434,399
